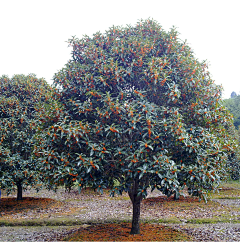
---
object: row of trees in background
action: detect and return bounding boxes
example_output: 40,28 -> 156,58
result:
0,19 -> 239,234
224,94 -> 240,130
223,94 -> 240,180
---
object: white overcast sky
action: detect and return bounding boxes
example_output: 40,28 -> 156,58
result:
1,0 -> 239,99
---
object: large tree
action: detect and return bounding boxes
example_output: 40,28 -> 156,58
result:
0,74 -> 52,200
36,19 -> 235,234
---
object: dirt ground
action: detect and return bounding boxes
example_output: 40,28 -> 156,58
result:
1,186 -> 240,241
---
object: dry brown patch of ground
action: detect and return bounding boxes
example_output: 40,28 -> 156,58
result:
63,222 -> 192,241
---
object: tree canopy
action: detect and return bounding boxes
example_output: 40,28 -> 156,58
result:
0,74 -> 52,200
35,19 -> 235,234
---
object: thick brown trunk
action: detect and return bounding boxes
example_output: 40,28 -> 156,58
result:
130,196 -> 141,234
17,182 -> 23,200
128,179 -> 143,234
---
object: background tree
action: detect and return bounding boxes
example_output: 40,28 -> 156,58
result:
36,19 -> 235,234
224,95 -> 240,129
222,96 -> 240,178
224,98 -> 240,128
231,91 -> 237,98
227,127 -> 240,180
0,74 -> 52,200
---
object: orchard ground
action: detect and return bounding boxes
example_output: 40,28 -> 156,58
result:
1,181 -> 240,241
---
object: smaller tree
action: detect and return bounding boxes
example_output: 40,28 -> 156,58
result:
0,74 -> 51,200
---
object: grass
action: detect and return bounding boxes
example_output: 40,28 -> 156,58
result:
188,217 -> 240,224
220,180 -> 240,189
0,218 -> 84,227
208,181 -> 240,199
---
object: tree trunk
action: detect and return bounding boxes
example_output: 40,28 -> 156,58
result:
128,179 -> 143,234
174,192 -> 179,200
130,195 -> 142,234
17,182 -> 23,200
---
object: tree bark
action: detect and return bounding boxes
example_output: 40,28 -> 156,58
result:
128,179 -> 143,234
17,182 -> 23,200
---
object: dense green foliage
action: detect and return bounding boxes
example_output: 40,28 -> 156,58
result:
0,74 -> 52,199
224,95 -> 240,129
222,95 -> 240,179
34,19 -> 236,234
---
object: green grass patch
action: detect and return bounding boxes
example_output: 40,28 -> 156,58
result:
219,180 -> 240,189
188,216 -> 240,224
209,187 -> 240,199
0,217 -> 86,227
157,217 -> 182,224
